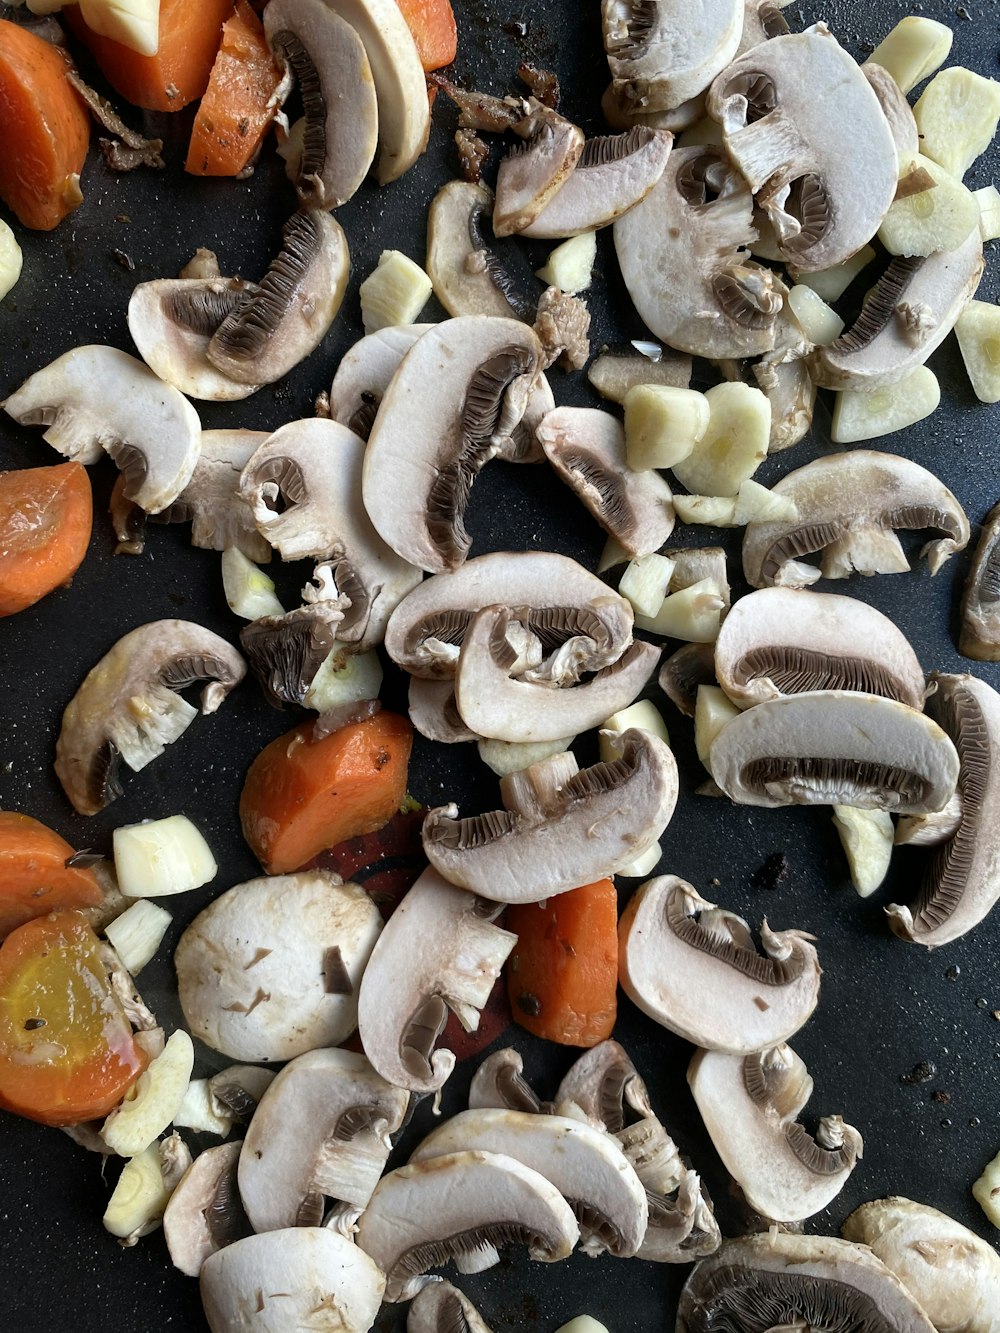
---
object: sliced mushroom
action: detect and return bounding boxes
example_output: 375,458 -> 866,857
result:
741,451 -> 971,588
736,0 -> 791,56
688,1043 -> 863,1221
3,344 -> 201,512
864,63 -> 920,164
355,1150 -> 579,1300
469,1049 -> 544,1113
409,677 -> 477,744
619,876 -> 820,1052
426,182 -> 522,320
155,430 -> 271,562
239,602 -> 346,707
714,587 -> 926,710
493,105 -> 584,236
555,1039 -> 652,1131
422,730 -> 678,901
602,0 -> 743,114
710,689 -> 960,814
960,500 -> 1000,661
408,1281 -> 493,1333
587,346 -> 693,402
658,642 -> 717,717
706,27 -> 898,272
54,620 -> 246,816
362,317 -> 544,572
163,1141 -> 249,1278
329,324 -> 435,438
208,1066 -> 276,1124
895,792 -> 964,848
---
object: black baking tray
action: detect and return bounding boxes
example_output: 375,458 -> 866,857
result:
1,1 -> 999,1329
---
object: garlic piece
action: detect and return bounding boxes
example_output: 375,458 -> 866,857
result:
172,1078 -> 233,1137
221,547 -> 284,620
733,480 -> 799,526
795,245 -> 875,303
76,0 -> 161,58
831,366 -> 940,444
955,300 -> 1000,404
695,685 -> 740,776
103,899 -> 171,975
302,644 -> 383,713
673,494 -> 738,526
865,16 -> 953,95
878,155 -> 980,257
636,578 -> 725,643
102,1030 -> 195,1157
974,1150 -> 1000,1228
670,382 -> 771,498
787,286 -> 844,346
600,700 -> 670,763
618,552 -> 675,618
477,736 -> 576,777
624,384 -> 709,470
832,806 -> 894,898
616,840 -> 661,878
113,815 -> 217,898
103,1144 -> 171,1244
535,231 -> 597,293
597,533 -> 631,572
975,186 -> 1000,242
359,250 -> 432,333
915,67 -> 1000,180
0,219 -> 22,302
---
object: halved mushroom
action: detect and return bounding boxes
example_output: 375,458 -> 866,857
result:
706,27 -> 899,272
714,587 -> 926,710
356,867 -> 516,1094
163,1141 -> 249,1278
688,1043 -> 863,1221
238,1048 -> 409,1233
408,677 -> 477,744
602,0 -> 743,114
239,602 -> 346,707
709,689 -> 960,813
354,1150 -> 579,1300
329,324 -> 435,437
426,182 -> 523,320
422,731 -> 678,901
408,1281 -> 493,1333
55,620 -> 246,815
155,430 -> 270,562
741,451 -> 971,588
493,105 -> 585,236
960,500 -> 1000,661
470,1049 -> 544,1113
3,344 -> 201,512
362,317 -> 545,572
658,642 -> 717,717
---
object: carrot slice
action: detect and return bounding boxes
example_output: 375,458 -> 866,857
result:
0,812 -> 103,940
507,879 -> 619,1047
185,0 -> 282,177
240,712 -> 414,874
0,21 -> 90,231
0,462 -> 93,617
396,0 -> 457,72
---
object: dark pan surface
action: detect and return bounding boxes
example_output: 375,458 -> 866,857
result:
2,1 -> 1000,1329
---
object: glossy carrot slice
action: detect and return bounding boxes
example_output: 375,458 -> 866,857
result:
0,462 -> 93,617
396,0 -> 458,71
0,812 -> 104,940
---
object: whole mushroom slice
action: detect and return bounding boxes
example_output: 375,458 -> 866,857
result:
3,344 -> 201,512
356,868 -> 516,1095
676,1231 -> 936,1332
710,689 -> 960,814
408,1281 -> 493,1333
409,677 -> 477,744
329,324 -> 435,438
200,1228 -> 385,1333
175,871 -> 382,1062
688,1044 -> 864,1222
163,1141 -> 249,1278
238,1048 -> 409,1234
537,407 -> 675,557
618,875 -> 821,1053
741,451 -> 971,588
422,731 -> 679,901
426,182 -> 522,320
206,211 -> 349,387
960,500 -> 1000,661
493,105 -> 585,236
355,1150 -> 579,1300
55,620 -> 246,816
706,26 -> 899,272
362,317 -> 545,572
156,430 -> 271,563
602,0 -> 743,114
714,587 -> 926,710
470,1049 -> 544,1113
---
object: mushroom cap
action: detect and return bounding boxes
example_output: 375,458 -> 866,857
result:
493,106 -> 585,236
163,1140 -> 248,1279
602,0 -> 743,113
408,1281 -> 494,1333
159,429 -> 271,563
426,181 -> 521,320
554,1039 -> 653,1130
329,323 -> 435,437
960,500 -> 1000,661
408,677 -> 477,744
710,689 -> 960,814
175,871 -> 382,1062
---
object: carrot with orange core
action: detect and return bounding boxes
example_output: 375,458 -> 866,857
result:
0,462 -> 93,617
507,878 -> 619,1047
396,0 -> 457,71
240,712 -> 414,874
0,812 -> 104,941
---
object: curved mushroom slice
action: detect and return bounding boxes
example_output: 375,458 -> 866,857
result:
238,1048 -> 409,1233
357,868 -> 516,1095
741,451 -> 971,588
411,1109 -> 648,1259
408,1281 -> 493,1333
362,317 -> 545,572
710,689 -> 960,814
163,1141 -> 249,1278
960,500 -> 1000,661
55,620 -> 246,816
537,407 -> 674,557
355,1150 -> 579,1300
736,0 -> 791,56
658,642 -> 716,717
240,603 -> 346,707
423,730 -> 679,901
614,146 -> 784,359
714,587 -> 926,710
3,344 -> 201,512
688,1044 -> 863,1222
470,1049 -> 544,1113
864,63 -> 920,164
156,430 -> 271,563
329,324 -> 435,438
426,182 -> 522,320
207,211 -> 349,387
200,1228 -> 386,1333
676,1231 -> 936,1332
555,1039 -> 652,1130
264,0 -> 378,209
602,0 -> 743,114
409,677 -> 476,744
706,27 -> 898,272
493,105 -> 584,237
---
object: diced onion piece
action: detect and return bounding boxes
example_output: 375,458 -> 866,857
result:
477,736 -> 575,777
104,899 -> 172,975
302,645 -> 383,713
955,300 -> 1000,404
787,285 -> 844,346
599,700 -> 670,763
695,685 -> 739,776
831,366 -> 940,443
624,384 -> 709,471
635,578 -> 725,642
832,806 -> 894,898
535,232 -> 597,293
0,220 -> 22,302
359,250 -> 432,333
172,1078 -> 232,1137
618,553 -> 675,619
865,16 -> 953,95
102,1030 -> 195,1158
113,815 -> 217,898
103,1144 -> 171,1242
221,547 -> 284,621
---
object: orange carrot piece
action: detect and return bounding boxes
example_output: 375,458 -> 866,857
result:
0,812 -> 103,940
507,879 -> 619,1047
240,712 -> 414,874
395,0 -> 457,72
0,21 -> 90,231
0,462 -> 93,617
185,0 -> 282,177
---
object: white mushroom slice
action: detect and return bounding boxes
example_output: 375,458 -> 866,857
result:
710,689 -> 960,814
329,324 -> 435,437
175,871 -> 382,1062
688,1043 -> 863,1222
158,429 -> 270,563
588,347 -> 693,403
864,63 -> 920,165
426,182 -> 520,321
602,0 -> 743,114
742,450 -> 970,588
363,317 -> 545,572
357,868 -> 516,1094
619,876 -> 820,1052
714,587 -> 926,710
200,1228 -> 385,1333
409,677 -> 476,744
895,793 -> 964,848
555,1039 -> 653,1129
54,620 -> 246,816
355,1150 -> 579,1300
163,1141 -> 248,1278
238,1049 -> 409,1233
3,344 -> 201,512
408,1282 -> 493,1333
470,1049 -> 544,1113
422,730 -> 679,901
494,106 -> 585,236
706,26 -> 898,272
960,500 -> 1000,661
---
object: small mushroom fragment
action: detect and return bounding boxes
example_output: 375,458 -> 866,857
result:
357,868 -> 516,1095
587,347 -> 693,403
208,1066 -> 276,1124
329,324 -> 435,438
741,451 -> 970,588
894,793 -> 964,848
55,620 -> 246,816
618,876 -> 821,1052
959,501 -> 1000,661
408,1282 -> 493,1333
864,63 -> 920,165
469,1049 -> 544,1113
422,731 -> 679,901
156,430 -> 270,562
355,1150 -> 579,1300
710,690 -> 960,814
239,602 -> 347,707
714,587 -> 926,710
554,1039 -> 653,1132
163,1141 -> 249,1277
659,642 -> 716,717
493,105 -> 584,236
688,1044 -> 863,1222
736,0 -> 791,56
602,0 -> 743,114
409,677 -> 477,744
426,182 -> 521,320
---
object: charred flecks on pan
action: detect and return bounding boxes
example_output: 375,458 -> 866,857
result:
667,894 -> 808,986
741,755 -> 930,806
271,30 -> 327,201
830,255 -> 923,353
733,645 -> 912,702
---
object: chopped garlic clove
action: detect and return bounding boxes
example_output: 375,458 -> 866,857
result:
172,1078 -> 233,1137
832,806 -> 894,898
360,250 -> 433,333
673,494 -> 739,526
695,685 -> 740,776
635,578 -> 725,642
221,547 -> 284,620
974,1150 -> 1000,1227
879,155 -> 980,256
733,480 -> 799,526
616,840 -> 661,878
477,736 -> 576,777
915,67 -> 1000,180
955,300 -> 1000,404
104,899 -> 171,975
302,644 -> 383,713
865,17 -> 953,96
113,815 -> 217,898
103,1144 -> 171,1244
102,1029 -> 195,1158
77,0 -> 161,58
787,286 -> 844,346
975,186 -> 1000,242
623,384 -> 709,471
795,245 -> 875,303
555,1319 -> 611,1333
832,366 -> 941,444
618,553 -> 675,619
670,382 -> 771,498
599,700 -> 670,762
535,231 -> 597,293
0,219 -> 22,302
596,533 -> 631,572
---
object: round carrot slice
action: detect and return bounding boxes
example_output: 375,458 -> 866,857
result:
0,461 -> 93,617
0,811 -> 104,940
